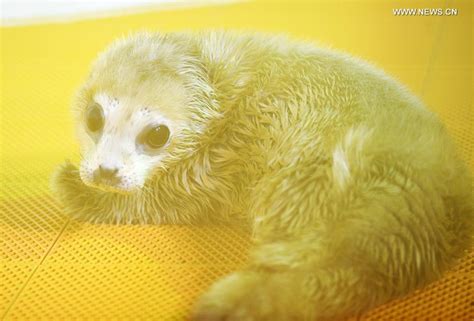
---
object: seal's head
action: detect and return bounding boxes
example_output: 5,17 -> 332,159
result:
73,32 -> 215,193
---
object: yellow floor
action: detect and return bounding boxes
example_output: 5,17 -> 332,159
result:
1,1 -> 472,320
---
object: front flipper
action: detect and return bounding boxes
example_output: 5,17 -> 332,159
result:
51,162 -> 117,222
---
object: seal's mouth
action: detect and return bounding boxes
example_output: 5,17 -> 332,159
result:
83,180 -> 137,195
78,164 -> 139,195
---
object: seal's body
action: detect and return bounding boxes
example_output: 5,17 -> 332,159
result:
53,31 -> 473,320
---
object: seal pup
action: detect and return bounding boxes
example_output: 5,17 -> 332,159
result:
52,31 -> 473,321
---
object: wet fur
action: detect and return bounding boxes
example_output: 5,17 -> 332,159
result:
52,31 -> 473,320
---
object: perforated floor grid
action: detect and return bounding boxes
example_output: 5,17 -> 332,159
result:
1,1 -> 472,320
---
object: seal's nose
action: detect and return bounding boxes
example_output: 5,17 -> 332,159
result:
98,165 -> 118,178
93,164 -> 120,185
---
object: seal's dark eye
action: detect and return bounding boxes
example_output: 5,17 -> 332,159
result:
86,103 -> 104,132
143,125 -> 170,149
